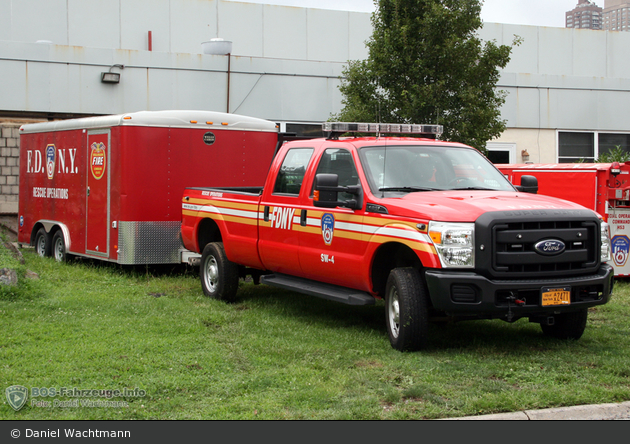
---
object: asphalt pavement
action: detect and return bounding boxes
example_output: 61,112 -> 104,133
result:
444,401 -> 630,420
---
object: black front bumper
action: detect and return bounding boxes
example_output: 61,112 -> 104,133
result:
424,264 -> 614,320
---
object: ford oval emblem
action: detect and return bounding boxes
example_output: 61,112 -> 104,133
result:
534,239 -> 566,256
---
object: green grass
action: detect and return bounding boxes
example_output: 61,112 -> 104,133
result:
1,240 -> 630,419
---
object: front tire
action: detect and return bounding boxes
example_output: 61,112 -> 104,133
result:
385,267 -> 429,351
541,309 -> 588,340
200,242 -> 239,302
35,228 -> 51,258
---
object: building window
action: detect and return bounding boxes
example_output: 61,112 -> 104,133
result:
558,132 -> 595,163
558,132 -> 630,162
599,133 -> 630,158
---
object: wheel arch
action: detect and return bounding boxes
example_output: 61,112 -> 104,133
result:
30,220 -> 71,252
370,241 -> 423,297
197,218 -> 222,252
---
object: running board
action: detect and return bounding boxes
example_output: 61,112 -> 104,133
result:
260,274 -> 375,306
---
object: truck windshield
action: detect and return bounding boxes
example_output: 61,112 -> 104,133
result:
358,145 -> 516,194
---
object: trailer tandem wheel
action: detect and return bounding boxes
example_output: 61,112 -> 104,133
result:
52,230 -> 68,262
35,228 -> 52,258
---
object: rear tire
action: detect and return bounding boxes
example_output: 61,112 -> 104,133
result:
541,309 -> 588,340
52,231 -> 68,262
200,242 -> 239,302
385,267 -> 429,351
35,228 -> 51,258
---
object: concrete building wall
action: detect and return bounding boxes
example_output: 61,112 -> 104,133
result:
479,23 -> 630,163
0,0 -> 371,61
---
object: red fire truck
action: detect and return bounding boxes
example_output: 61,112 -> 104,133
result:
180,122 -> 614,351
497,162 -> 630,276
18,110 -> 279,264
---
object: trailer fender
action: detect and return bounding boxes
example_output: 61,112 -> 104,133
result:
31,220 -> 72,253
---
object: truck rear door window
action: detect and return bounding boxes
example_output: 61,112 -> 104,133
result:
273,148 -> 314,195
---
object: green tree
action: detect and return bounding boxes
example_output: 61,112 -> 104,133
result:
334,0 -> 520,151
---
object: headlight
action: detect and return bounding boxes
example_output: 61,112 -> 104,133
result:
428,222 -> 475,268
601,221 -> 612,262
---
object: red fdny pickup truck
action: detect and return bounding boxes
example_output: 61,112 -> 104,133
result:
181,122 -> 614,351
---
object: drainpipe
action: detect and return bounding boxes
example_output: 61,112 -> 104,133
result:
226,52 -> 232,113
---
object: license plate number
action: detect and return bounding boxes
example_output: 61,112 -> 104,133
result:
541,287 -> 571,306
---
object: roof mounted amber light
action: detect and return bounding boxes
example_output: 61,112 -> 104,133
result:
322,122 -> 443,140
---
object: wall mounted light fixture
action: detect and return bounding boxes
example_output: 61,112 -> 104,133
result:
521,149 -> 530,162
101,64 -> 124,84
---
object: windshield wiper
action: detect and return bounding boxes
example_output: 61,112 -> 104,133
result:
378,186 -> 441,192
450,186 -> 495,191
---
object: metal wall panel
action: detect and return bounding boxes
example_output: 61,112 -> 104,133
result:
121,0 -> 171,52
67,0 -> 120,49
537,27 -> 575,76
306,9 -> 350,62
572,28 -> 608,78
218,1 -> 264,57
170,0 -> 219,55
9,0 -> 68,44
607,31 -> 630,78
348,11 -> 371,61
0,0 -> 11,42
262,5 -> 308,59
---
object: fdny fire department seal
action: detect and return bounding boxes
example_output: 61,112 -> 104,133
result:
321,213 -> 335,246
612,235 -> 630,267
46,144 -> 56,179
90,142 -> 107,180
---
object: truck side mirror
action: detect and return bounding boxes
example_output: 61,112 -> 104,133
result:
313,173 -> 362,210
516,175 -> 538,194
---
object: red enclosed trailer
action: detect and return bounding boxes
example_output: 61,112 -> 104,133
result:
497,162 -> 630,276
18,110 -> 279,264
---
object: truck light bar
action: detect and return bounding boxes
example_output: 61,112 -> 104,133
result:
322,122 -> 443,138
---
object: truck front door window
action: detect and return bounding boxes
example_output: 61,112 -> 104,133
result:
312,148 -> 360,203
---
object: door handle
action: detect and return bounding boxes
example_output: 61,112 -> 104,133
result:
264,206 -> 270,222
87,186 -> 90,197
300,209 -> 307,227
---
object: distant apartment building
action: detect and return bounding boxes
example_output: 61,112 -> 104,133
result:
566,0 -> 603,29
603,0 -> 630,31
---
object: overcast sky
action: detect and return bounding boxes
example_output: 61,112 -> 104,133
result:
228,0 -> 586,28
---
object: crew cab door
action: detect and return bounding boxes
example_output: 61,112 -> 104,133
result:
297,147 -> 369,289
258,147 -> 314,274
